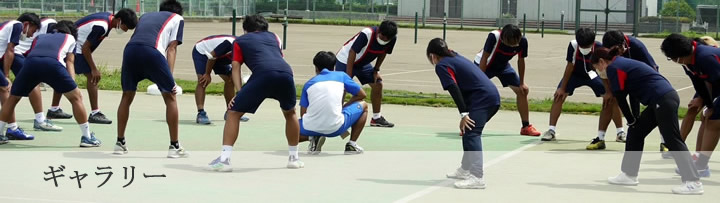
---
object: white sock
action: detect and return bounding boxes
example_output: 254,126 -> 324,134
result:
49,106 -> 60,111
289,146 -> 299,158
372,113 -> 382,120
91,109 -> 100,115
0,121 -> 7,136
349,140 -> 358,147
617,127 -> 624,134
7,123 -> 17,130
220,145 -> 232,161
598,131 -> 606,140
549,126 -> 556,132
79,123 -> 90,138
35,112 -> 46,123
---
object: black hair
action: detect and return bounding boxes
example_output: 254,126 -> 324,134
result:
17,12 -> 40,27
661,33 -> 694,59
426,38 -> 456,63
378,20 -> 398,39
313,51 -> 336,72
500,24 -> 522,45
115,8 -> 138,29
243,14 -> 269,32
53,20 -> 78,39
159,0 -> 183,15
575,27 -> 596,47
602,30 -> 626,48
591,47 -> 623,64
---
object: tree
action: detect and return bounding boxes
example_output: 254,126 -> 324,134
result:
661,0 -> 697,20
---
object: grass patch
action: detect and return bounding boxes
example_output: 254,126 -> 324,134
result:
50,68 -> 694,119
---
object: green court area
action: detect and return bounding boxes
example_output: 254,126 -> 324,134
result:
0,90 -> 717,202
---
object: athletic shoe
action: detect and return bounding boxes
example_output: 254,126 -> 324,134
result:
586,137 -> 606,150
307,136 -> 326,155
167,144 -> 189,158
207,157 -> 232,172
616,131 -> 626,143
79,133 -> 101,147
446,167 -> 471,179
0,134 -> 8,144
454,174 -> 486,189
672,181 -> 704,195
34,120 -> 63,131
370,116 -> 395,127
46,108 -> 73,119
113,141 -> 128,155
520,124 -> 541,136
196,111 -> 211,125
675,166 -> 711,178
540,130 -> 556,141
345,143 -> 364,155
661,143 -> 672,159
6,127 -> 34,140
607,173 -> 638,186
224,111 -> 250,122
88,112 -> 112,124
287,156 -> 305,169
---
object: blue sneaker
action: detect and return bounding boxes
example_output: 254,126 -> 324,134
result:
196,111 -> 211,125
0,134 -> 8,144
676,166 -> 711,178
6,127 -> 34,140
79,133 -> 101,147
224,111 -> 250,122
207,156 -> 232,172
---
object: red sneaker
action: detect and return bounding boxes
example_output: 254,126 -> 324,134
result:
520,124 -> 541,136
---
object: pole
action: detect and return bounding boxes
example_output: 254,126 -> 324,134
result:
18,0 -> 21,15
277,0 -> 280,13
523,13 -> 526,36
386,0 -> 389,16
306,0 -> 309,11
349,0 -> 353,24
41,0 -> 44,14
422,0 -> 426,27
313,0 -> 316,23
371,0 -> 374,13
415,12 -> 418,44
232,9 -> 236,36
541,13 -> 545,38
716,4 -> 719,38
676,9 -> 680,32
63,0 -> 66,14
594,14 -> 598,32
537,0 -> 541,32
104,0 -> 107,12
283,8 -> 288,50
659,14 -> 663,32
575,0 -> 580,31
560,11 -> 564,30
443,12 -> 447,40
632,0 -> 639,36
460,0 -> 464,29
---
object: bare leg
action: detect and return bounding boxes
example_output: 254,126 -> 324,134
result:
85,73 -> 100,111
194,75 -> 206,110
28,86 -> 43,114
161,92 -> 179,142
50,91 -> 62,107
681,107 -> 700,141
116,91 -> 136,139
548,94 -> 566,126
612,105 -> 623,128
350,102 -> 369,142
598,96 -> 614,132
509,86 -> 530,123
368,82 -> 383,114
222,110 -> 246,146
63,89 -> 88,124
220,75 -> 235,105
282,109 -> 300,147
0,95 -> 22,122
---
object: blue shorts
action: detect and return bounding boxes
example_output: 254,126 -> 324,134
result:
482,63 -> 520,87
229,70 -> 296,113
0,54 -> 26,87
192,47 -> 232,75
710,98 -> 720,120
557,75 -> 606,97
121,44 -> 176,93
74,53 -> 93,75
300,102 -> 365,137
335,61 -> 378,85
11,57 -> 77,96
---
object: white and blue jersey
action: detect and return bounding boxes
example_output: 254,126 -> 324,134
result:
0,20 -> 23,58
75,12 -> 113,54
192,35 -> 234,75
27,33 -> 76,67
336,26 -> 396,67
16,18 -> 57,56
300,69 -> 365,137
127,11 -> 184,57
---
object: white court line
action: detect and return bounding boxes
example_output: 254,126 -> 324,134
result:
0,196 -> 97,203
676,85 -> 694,92
393,140 -> 542,203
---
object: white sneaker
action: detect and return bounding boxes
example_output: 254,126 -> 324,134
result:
607,173 -> 638,186
616,132 -> 627,143
207,157 -> 232,172
540,130 -> 556,141
453,174 -> 486,189
672,181 -> 704,195
287,156 -> 305,169
446,167 -> 471,179
113,141 -> 128,155
167,144 -> 189,158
